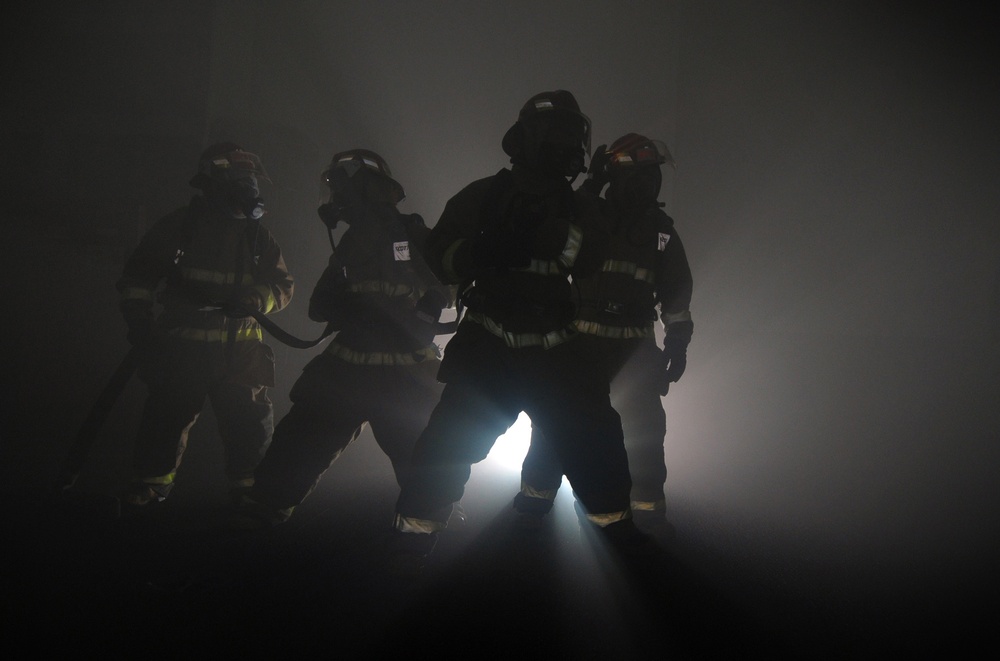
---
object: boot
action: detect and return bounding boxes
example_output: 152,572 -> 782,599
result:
512,492 -> 553,531
384,529 -> 439,579
228,492 -> 294,531
122,480 -> 172,508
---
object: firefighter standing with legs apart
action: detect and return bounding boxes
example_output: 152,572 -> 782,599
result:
389,91 -> 653,573
514,134 -> 694,536
231,150 -> 450,528
117,143 -> 294,508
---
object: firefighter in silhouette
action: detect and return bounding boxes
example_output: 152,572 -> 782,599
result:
388,91 -> 653,573
231,149 -> 451,527
117,142 -> 294,507
514,134 -> 694,534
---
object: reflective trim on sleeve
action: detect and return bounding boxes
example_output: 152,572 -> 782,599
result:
601,259 -> 656,283
179,267 -> 254,286
139,472 -> 176,486
120,287 -> 155,303
347,280 -> 418,298
394,513 -> 448,534
323,341 -> 439,366
516,259 -> 564,276
631,499 -> 666,512
465,310 -> 573,349
557,222 -> 583,269
572,319 -> 654,340
662,310 -> 693,325
520,482 -> 559,502
230,476 -> 256,489
586,510 -> 632,527
166,326 -> 263,343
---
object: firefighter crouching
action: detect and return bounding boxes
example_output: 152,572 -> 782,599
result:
117,143 -> 294,507
231,149 -> 450,528
516,134 -> 694,534
388,90 -> 653,573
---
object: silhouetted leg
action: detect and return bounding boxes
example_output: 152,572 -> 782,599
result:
209,382 -> 274,488
368,360 -> 444,488
250,356 -> 367,510
395,377 -> 520,529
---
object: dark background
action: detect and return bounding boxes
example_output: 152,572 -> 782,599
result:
2,1 -> 998,657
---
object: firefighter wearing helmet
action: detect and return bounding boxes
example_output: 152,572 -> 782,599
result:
514,133 -> 694,534
230,149 -> 451,528
116,142 -> 294,507
388,91 -> 651,573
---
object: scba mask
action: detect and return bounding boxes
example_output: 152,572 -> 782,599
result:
521,113 -> 590,180
605,135 -> 674,213
317,164 -> 366,229
610,165 -> 662,212
225,172 -> 264,220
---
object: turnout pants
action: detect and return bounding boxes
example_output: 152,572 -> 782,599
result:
395,324 -> 632,530
251,353 -> 444,510
521,336 -> 668,509
133,341 -> 274,486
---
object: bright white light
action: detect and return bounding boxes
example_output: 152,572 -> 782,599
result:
485,411 -> 533,471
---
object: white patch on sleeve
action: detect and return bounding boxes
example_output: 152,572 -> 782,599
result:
657,232 -> 671,251
393,241 -> 411,261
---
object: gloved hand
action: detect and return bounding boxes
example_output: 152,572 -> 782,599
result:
582,144 -> 611,194
658,338 -> 688,395
414,289 -> 448,325
222,289 -> 265,318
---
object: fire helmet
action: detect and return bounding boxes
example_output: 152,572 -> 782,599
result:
502,90 -> 592,177
604,134 -> 674,212
190,142 -> 270,190
605,134 -> 674,170
321,149 -> 405,204
189,143 -> 269,219
317,149 -> 405,229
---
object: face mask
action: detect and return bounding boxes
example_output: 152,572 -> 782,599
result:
229,175 -> 264,219
208,174 -> 263,219
317,167 -> 368,228
537,141 -> 587,179
520,114 -> 589,179
610,166 -> 662,212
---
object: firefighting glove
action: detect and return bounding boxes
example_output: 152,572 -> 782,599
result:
221,289 -> 265,318
581,144 -> 611,195
414,289 -> 448,325
658,337 -> 689,395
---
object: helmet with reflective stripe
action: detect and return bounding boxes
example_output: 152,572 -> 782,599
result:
502,90 -> 592,167
604,134 -> 672,212
606,134 -> 674,170
190,142 -> 270,189
322,149 -> 405,204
